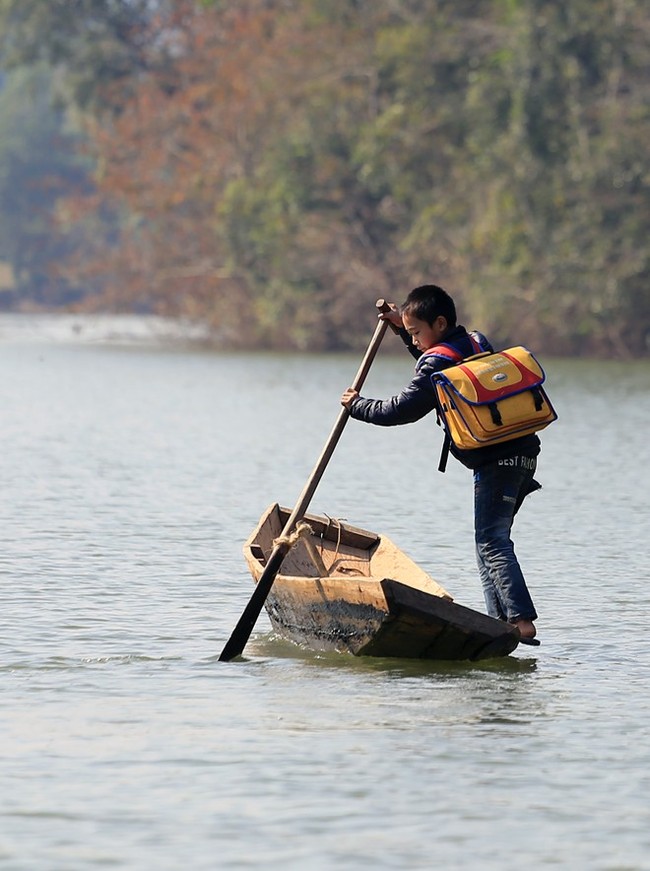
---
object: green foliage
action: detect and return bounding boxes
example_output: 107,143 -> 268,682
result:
0,66 -> 88,304
451,0 -> 650,354
0,0 -> 648,355
0,0 -> 169,111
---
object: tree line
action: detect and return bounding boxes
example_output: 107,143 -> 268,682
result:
0,0 -> 648,356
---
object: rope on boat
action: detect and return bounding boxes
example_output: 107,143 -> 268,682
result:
323,514 -> 343,566
273,520 -> 329,576
273,521 -> 314,550
272,516 -> 346,577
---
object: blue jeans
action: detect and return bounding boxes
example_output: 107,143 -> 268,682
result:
473,457 -> 539,623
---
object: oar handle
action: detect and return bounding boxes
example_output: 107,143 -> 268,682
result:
218,299 -> 391,662
267,297 -> 391,539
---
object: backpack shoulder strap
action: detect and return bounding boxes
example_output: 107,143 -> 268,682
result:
467,332 -> 486,356
424,333 -> 489,363
420,344 -> 464,474
428,333 -> 493,473
421,342 -> 465,363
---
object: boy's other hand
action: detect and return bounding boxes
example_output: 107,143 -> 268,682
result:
341,388 -> 359,409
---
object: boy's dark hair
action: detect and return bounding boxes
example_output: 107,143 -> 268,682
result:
400,284 -> 457,328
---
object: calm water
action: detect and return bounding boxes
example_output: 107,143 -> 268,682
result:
1,314 -> 649,870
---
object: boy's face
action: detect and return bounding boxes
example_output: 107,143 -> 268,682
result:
402,312 -> 448,352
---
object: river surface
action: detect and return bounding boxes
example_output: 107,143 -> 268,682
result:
1,313 -> 649,870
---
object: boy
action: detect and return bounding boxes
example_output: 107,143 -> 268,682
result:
341,284 -> 541,645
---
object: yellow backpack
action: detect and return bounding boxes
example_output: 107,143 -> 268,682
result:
432,345 -> 557,456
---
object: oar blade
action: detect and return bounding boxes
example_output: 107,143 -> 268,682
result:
219,546 -> 288,661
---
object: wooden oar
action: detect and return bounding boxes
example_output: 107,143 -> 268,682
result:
219,299 -> 393,662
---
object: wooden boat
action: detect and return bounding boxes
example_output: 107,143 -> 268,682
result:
243,503 -> 522,661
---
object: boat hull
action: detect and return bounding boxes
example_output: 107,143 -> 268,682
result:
244,504 -> 521,661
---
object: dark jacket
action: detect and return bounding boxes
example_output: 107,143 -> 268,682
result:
347,324 -> 540,470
